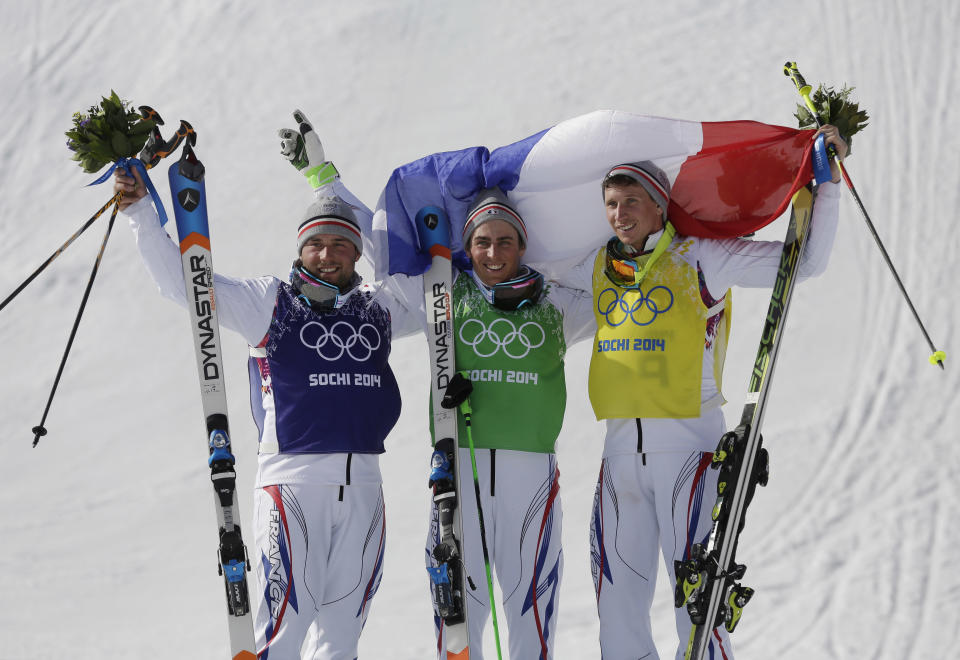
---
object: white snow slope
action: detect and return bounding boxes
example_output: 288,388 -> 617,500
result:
1,1 -> 958,658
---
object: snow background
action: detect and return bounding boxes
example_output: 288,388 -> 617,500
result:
1,1 -> 957,658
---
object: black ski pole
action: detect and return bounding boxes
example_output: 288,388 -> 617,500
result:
1,191 -> 122,313
784,62 -> 946,370
32,202 -> 119,447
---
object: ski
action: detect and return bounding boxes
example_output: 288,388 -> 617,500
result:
168,141 -> 256,660
675,185 -> 816,660
418,206 -> 472,659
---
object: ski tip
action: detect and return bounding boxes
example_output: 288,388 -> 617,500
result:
232,652 -> 257,660
415,205 -> 451,253
929,350 -> 946,370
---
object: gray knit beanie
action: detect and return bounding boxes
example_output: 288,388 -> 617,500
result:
297,196 -> 362,255
602,161 -> 671,218
463,187 -> 527,248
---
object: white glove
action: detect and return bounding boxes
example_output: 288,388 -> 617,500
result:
278,109 -> 338,189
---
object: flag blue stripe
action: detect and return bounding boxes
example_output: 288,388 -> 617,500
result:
384,128 -> 549,275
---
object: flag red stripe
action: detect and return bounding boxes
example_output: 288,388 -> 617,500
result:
670,122 -> 816,238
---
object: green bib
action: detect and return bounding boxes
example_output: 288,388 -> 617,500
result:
444,275 -> 567,453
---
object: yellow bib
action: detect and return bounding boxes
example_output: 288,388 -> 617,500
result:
588,240 -> 725,419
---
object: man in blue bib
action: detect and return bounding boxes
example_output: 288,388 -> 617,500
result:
115,141 -> 422,658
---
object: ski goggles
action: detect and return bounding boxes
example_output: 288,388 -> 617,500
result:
471,266 -> 544,311
604,239 -> 647,289
603,225 -> 676,289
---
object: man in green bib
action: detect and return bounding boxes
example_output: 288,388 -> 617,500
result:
427,187 -> 593,659
563,126 -> 848,659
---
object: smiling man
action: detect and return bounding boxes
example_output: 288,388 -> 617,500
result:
465,218 -> 524,286
114,158 -> 422,659
298,216 -> 362,289
424,187 -> 593,659
564,126 -> 849,660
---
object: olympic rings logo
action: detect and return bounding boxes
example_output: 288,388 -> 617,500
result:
299,320 -> 382,362
597,286 -> 674,327
458,318 -> 546,359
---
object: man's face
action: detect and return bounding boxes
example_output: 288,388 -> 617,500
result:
604,182 -> 664,250
299,234 -> 359,290
468,220 -> 525,287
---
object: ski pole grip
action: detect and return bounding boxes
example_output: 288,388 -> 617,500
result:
784,62 -> 844,166
441,372 -> 473,409
138,105 -> 165,126
783,62 -> 810,95
136,105 -> 196,170
783,61 -> 821,125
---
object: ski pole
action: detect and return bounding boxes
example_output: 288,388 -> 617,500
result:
136,106 -> 196,168
32,202 -> 119,446
784,62 -> 946,370
444,372 -> 504,660
2,110 -> 193,313
0,191 -> 121,313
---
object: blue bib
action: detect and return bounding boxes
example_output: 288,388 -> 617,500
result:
255,283 -> 401,454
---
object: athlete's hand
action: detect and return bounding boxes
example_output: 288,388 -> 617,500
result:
279,109 -> 325,171
113,167 -> 147,211
815,124 -> 848,183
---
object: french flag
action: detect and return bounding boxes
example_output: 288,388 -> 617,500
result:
370,109 -> 818,280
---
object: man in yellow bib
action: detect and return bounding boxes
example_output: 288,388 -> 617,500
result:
563,126 -> 848,659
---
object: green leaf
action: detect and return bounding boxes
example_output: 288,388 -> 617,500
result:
66,92 -> 163,171
89,144 -> 114,162
128,119 -> 157,135
111,132 -> 132,159
129,133 -> 150,154
794,83 -> 869,154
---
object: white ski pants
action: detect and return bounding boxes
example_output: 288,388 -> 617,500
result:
427,448 -> 563,660
253,482 -> 386,660
591,414 -> 735,660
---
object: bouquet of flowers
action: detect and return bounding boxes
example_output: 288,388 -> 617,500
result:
795,84 -> 869,153
65,91 -> 157,173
